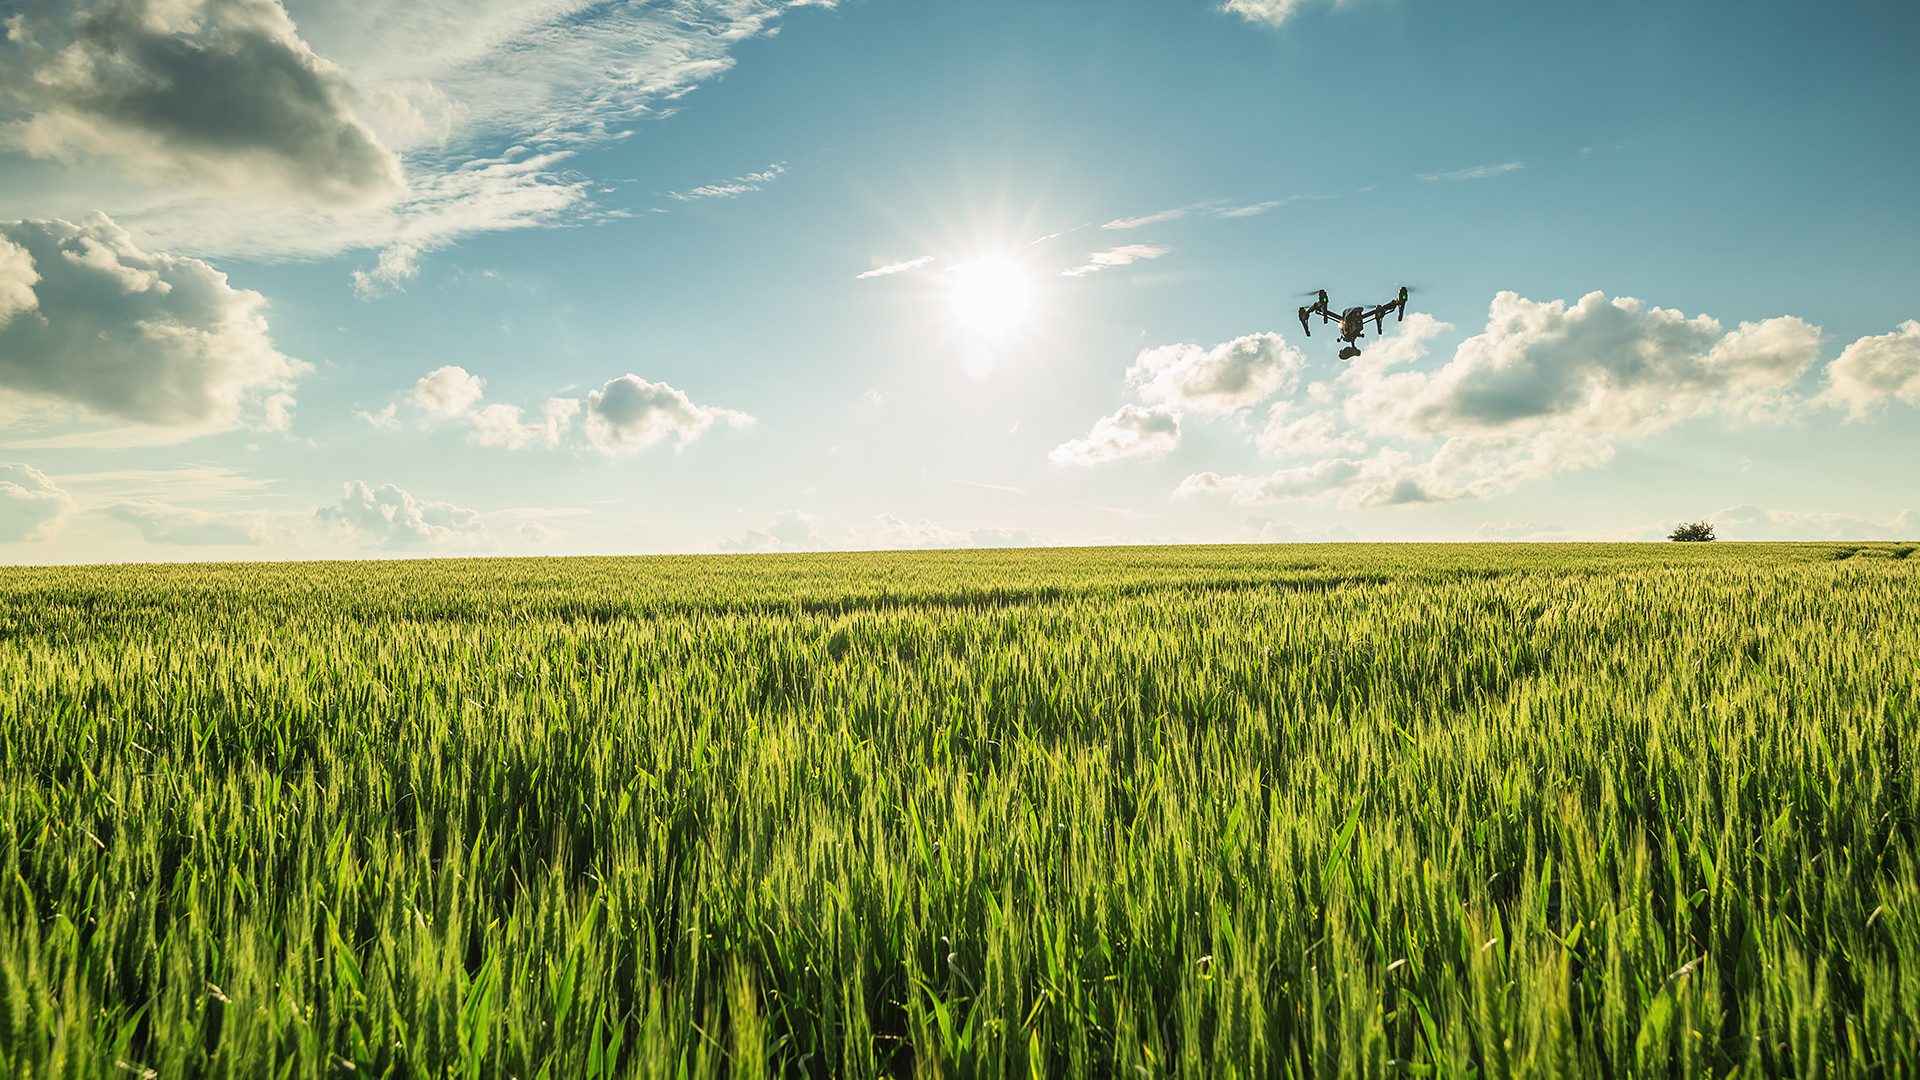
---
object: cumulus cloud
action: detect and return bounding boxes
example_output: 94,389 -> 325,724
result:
1345,291 -> 1821,437
1059,288 -> 1905,513
1707,504 -> 1920,542
350,242 -> 422,298
0,238 -> 38,325
106,499 -> 269,545
0,464 -> 76,541
356,403 -> 399,428
390,364 -> 580,447
1471,519 -> 1579,541
1244,516 -> 1357,542
411,364 -> 486,417
1049,404 -> 1181,466
386,366 -> 740,453
314,480 -> 491,549
1817,321 -> 1920,420
720,509 -> 822,552
0,0 -> 403,205
2,1 -> 837,265
1255,406 -> 1368,458
1218,0 -> 1325,28
1061,244 -> 1170,277
1128,332 -> 1301,418
470,398 -> 580,450
0,213 -> 307,429
969,527 -> 1040,548
1179,432 -> 1614,509
584,374 -> 752,454
856,255 -> 935,280
868,514 -> 968,550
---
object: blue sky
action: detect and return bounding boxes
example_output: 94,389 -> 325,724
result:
1,0 -> 1915,561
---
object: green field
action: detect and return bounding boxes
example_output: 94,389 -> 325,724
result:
2,543 -> 1916,1079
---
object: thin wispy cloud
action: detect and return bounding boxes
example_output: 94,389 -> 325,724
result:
1061,244 -> 1170,277
855,255 -> 936,280
669,162 -> 788,201
1103,196 -> 1310,230
1102,206 -> 1199,230
952,478 -> 1027,495
1418,162 -> 1525,182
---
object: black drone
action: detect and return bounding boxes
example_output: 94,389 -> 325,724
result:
1298,286 -> 1411,360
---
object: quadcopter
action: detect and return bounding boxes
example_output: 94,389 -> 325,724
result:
1298,286 -> 1411,360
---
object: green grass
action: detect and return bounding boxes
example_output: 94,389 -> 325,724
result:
0,543 -> 1915,1078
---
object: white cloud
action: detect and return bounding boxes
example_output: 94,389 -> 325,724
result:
350,242 -> 422,298
106,500 -> 270,545
720,509 -> 822,552
0,464 -> 76,542
1255,406 -> 1367,458
49,463 -> 276,502
1816,321 -> 1920,420
356,403 -> 400,428
1345,291 -> 1821,437
0,213 -> 308,430
1128,331 -> 1301,418
1102,207 -> 1196,230
867,513 -> 968,550
1707,505 -> 1920,541
314,480 -> 492,549
1178,431 -> 1615,509
668,162 -> 786,201
1103,197 -> 1303,230
1177,459 -> 1360,504
517,520 -> 561,543
469,397 -> 580,449
388,366 -> 734,453
1050,405 -> 1181,467
856,255 -> 935,280
4,1 -> 836,263
411,364 -> 487,417
391,365 -> 580,447
584,374 -> 752,454
1417,162 -> 1525,182
1218,0 -> 1324,28
0,0 -> 404,205
0,238 -> 39,326
1061,244 -> 1170,277
1472,518 -> 1577,541
969,527 -> 1039,548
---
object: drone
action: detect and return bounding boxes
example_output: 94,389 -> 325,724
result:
1298,287 -> 1411,360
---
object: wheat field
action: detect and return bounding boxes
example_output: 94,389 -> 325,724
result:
1,543 -> 1915,1078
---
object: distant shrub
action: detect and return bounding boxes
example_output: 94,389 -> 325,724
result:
1669,521 -> 1716,542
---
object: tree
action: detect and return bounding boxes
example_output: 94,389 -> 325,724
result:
1669,520 -> 1716,542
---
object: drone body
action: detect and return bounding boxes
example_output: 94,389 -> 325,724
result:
1298,287 -> 1410,359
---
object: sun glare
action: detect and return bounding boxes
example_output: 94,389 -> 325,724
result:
945,253 -> 1037,338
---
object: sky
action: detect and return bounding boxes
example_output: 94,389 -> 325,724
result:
1,0 -> 1916,562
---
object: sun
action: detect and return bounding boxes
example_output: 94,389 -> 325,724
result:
945,253 -> 1037,339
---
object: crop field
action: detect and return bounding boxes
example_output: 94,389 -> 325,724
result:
1,542 -> 1916,1079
